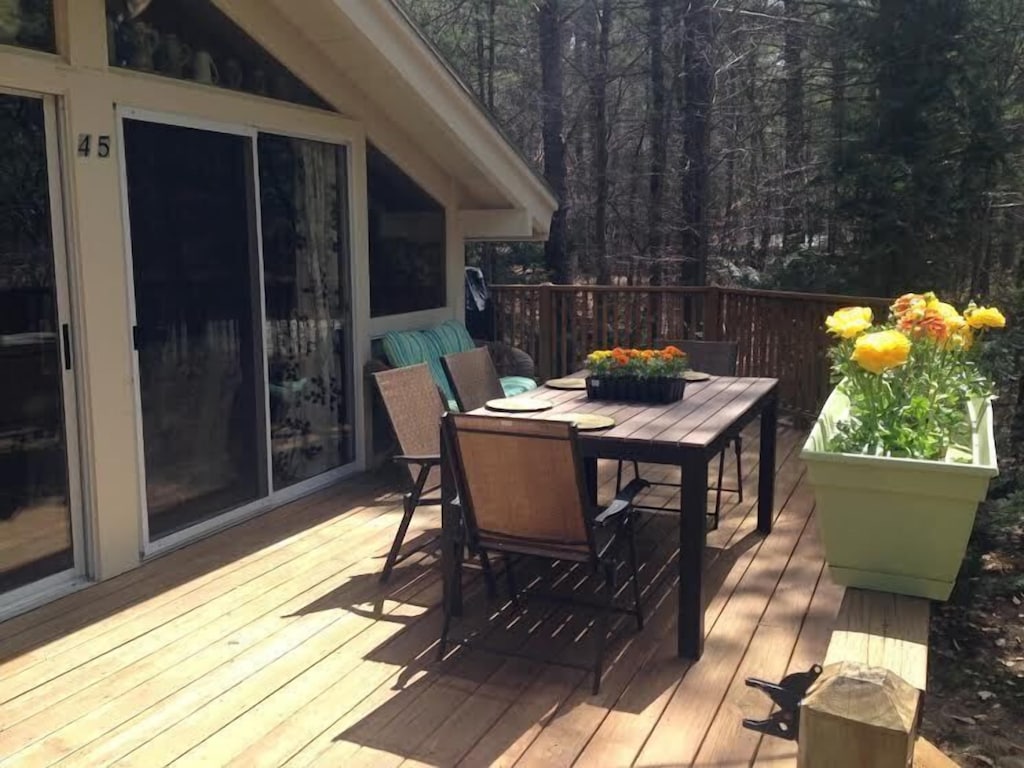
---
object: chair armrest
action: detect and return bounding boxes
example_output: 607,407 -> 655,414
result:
393,454 -> 442,467
594,478 -> 650,526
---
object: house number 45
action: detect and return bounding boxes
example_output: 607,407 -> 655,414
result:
77,134 -> 112,159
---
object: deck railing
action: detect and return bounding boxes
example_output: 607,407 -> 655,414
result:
489,284 -> 892,420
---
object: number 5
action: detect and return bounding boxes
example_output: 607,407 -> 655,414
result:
98,135 -> 111,158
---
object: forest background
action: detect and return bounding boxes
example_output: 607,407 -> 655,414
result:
406,0 -> 1023,300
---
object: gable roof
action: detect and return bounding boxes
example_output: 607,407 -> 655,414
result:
233,0 -> 557,241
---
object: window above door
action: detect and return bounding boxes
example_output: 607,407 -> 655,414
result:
0,0 -> 55,53
105,0 -> 330,110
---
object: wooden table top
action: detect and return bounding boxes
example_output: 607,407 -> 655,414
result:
469,374 -> 778,458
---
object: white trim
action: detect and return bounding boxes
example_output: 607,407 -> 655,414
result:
143,461 -> 363,558
114,108 -> 151,554
118,106 -> 258,138
324,0 -> 557,219
0,571 -> 90,624
42,93 -> 88,583
249,135 -> 275,495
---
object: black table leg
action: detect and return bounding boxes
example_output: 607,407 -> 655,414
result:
678,451 -> 708,659
584,457 -> 599,506
440,422 -> 462,617
757,393 -> 778,534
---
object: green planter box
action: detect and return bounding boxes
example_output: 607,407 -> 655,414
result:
801,387 -> 998,601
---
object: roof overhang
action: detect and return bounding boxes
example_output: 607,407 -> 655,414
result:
257,0 -> 556,241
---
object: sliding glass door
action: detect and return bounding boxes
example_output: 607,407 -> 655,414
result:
121,114 -> 355,545
123,119 -> 267,540
0,91 -> 81,598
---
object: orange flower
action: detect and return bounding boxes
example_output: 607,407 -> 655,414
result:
891,293 -> 928,320
662,345 -> 685,359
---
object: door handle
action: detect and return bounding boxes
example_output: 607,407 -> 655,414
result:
61,323 -> 72,370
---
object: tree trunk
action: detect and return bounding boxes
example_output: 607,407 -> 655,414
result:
828,20 -> 846,259
680,0 -> 713,286
537,0 -> 572,283
782,0 -> 805,254
648,0 -> 667,286
594,0 -> 613,285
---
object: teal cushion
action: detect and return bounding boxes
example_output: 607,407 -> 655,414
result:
500,376 -> 537,397
381,329 -> 453,401
424,320 -> 476,357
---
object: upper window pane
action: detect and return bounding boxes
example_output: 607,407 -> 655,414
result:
105,0 -> 330,109
368,145 -> 446,317
0,0 -> 56,53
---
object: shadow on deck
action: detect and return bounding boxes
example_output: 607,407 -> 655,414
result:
0,422 -> 841,767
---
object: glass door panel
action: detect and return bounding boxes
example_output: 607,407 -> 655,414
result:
0,93 -> 74,593
122,118 -> 266,540
258,134 -> 354,489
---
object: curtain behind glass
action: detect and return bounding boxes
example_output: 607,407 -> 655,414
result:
259,135 -> 353,489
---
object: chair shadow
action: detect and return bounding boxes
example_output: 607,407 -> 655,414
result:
322,514 -> 773,764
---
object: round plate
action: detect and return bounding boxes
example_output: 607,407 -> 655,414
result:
683,370 -> 712,382
545,377 -> 588,390
543,412 -> 616,431
485,397 -> 554,413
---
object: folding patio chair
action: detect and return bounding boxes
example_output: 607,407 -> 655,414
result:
440,346 -> 506,412
372,364 -> 493,585
441,413 -> 648,694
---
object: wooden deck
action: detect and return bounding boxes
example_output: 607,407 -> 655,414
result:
0,421 -> 844,767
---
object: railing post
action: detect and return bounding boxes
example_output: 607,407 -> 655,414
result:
537,284 -> 554,380
703,285 -> 721,341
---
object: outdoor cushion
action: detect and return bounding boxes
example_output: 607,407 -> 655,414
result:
423,320 -> 476,357
382,322 -> 536,408
500,376 -> 536,398
381,329 -> 454,402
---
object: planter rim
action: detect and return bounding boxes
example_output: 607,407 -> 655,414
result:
800,389 -> 998,478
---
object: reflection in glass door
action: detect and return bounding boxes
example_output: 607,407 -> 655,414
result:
0,92 -> 79,598
122,118 -> 267,540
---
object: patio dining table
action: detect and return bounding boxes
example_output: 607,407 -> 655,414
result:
440,373 -> 780,660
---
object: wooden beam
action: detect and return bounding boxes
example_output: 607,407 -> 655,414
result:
799,589 -> 931,768
459,209 -> 538,241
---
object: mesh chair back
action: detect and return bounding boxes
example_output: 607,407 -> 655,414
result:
373,364 -> 445,484
660,339 -> 739,376
444,414 -> 594,561
441,346 -> 505,412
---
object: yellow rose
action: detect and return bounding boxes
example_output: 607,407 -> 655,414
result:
964,305 -> 1006,330
825,306 -> 873,339
851,330 -> 912,374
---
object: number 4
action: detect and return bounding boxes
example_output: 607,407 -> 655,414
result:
77,134 -> 91,157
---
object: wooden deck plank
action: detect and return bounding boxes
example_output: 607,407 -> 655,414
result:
570,428 -> 807,768
0,476 -> 392,669
8,500 -> 441,765
0,423 -> 850,768
633,473 -> 817,765
509,427 -> 801,768
690,514 -> 825,765
0,491 -> 418,733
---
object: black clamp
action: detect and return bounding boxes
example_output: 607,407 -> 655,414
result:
741,664 -> 823,741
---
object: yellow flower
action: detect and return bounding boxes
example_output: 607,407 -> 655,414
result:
930,301 -> 966,331
851,330 -> 912,375
949,325 -> 974,351
825,306 -> 873,339
964,305 -> 1006,330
